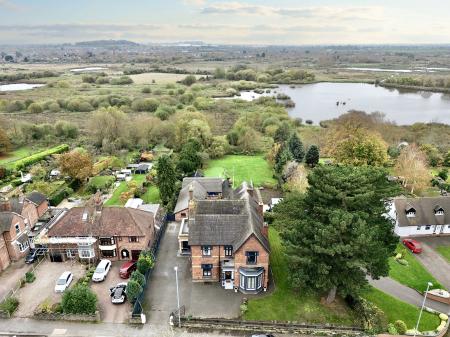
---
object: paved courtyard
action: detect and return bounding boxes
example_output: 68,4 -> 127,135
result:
145,222 -> 246,325
0,259 -> 30,302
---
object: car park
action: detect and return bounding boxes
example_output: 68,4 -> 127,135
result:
110,282 -> 127,304
54,271 -> 73,293
119,260 -> 137,278
92,259 -> 112,282
403,238 -> 422,254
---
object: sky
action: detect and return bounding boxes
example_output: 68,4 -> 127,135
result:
0,0 -> 449,45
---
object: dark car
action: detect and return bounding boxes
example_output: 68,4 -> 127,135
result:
25,249 -> 39,264
119,260 -> 137,279
403,238 -> 422,254
110,283 -> 127,304
250,334 -> 275,337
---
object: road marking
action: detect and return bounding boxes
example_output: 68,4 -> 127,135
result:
51,328 -> 67,335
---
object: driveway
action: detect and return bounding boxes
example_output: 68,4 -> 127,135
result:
0,260 -> 30,301
414,237 -> 450,290
145,222 -> 244,324
14,259 -> 85,317
90,261 -> 130,323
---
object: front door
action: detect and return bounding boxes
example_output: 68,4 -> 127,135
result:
222,271 -> 234,290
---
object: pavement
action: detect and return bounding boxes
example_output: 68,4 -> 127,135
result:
414,237 -> 450,290
0,259 -> 30,301
90,262 -> 130,323
144,222 -> 245,325
369,276 -> 450,314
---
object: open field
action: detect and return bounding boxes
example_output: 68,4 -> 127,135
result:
204,155 -> 276,188
361,287 -> 440,331
129,72 -> 201,84
388,244 -> 444,292
244,228 -> 357,325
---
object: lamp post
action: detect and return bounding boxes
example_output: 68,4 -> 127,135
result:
174,266 -> 181,328
414,282 -> 433,337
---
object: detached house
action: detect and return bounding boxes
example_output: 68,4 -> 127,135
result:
174,177 -> 231,221
0,192 -> 49,271
39,201 -> 159,262
390,196 -> 450,237
178,181 -> 270,294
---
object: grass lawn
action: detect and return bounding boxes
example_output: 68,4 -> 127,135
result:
389,244 -> 444,292
244,228 -> 358,325
0,146 -> 43,167
104,174 -> 146,206
361,287 -> 440,331
204,155 -> 276,188
142,185 -> 161,204
436,246 -> 450,263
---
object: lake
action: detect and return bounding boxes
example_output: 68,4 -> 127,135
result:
236,83 -> 450,125
70,67 -> 107,73
0,83 -> 45,92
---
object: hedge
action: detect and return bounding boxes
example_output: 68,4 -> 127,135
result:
13,144 -> 69,170
49,186 -> 73,206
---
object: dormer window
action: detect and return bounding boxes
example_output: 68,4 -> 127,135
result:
405,205 -> 416,218
434,205 -> 444,216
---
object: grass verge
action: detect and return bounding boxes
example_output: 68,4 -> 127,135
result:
436,246 -> 450,263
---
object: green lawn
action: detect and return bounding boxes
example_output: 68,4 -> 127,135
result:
204,155 -> 276,188
142,185 -> 161,204
436,246 -> 450,263
388,244 -> 444,292
0,146 -> 43,167
104,174 -> 146,206
361,287 -> 440,331
244,228 -> 358,325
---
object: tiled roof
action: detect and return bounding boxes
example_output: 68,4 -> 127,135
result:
26,192 -> 47,205
394,196 -> 450,227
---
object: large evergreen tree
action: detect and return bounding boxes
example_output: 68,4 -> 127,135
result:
273,122 -> 292,143
155,155 -> 177,205
305,145 -> 319,167
288,132 -> 305,162
278,165 -> 400,303
177,139 -> 202,176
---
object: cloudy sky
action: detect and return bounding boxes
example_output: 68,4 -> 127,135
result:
0,0 -> 449,45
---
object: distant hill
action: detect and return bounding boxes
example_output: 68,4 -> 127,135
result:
74,40 -> 141,47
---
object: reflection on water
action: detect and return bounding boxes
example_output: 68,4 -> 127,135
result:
0,83 -> 45,92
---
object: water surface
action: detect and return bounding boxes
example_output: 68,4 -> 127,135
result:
0,83 -> 45,92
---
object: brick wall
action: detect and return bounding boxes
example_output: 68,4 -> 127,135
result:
0,235 -> 11,271
22,201 -> 39,227
191,245 -> 220,282
175,209 -> 188,222
36,201 -> 49,218
3,215 -> 28,261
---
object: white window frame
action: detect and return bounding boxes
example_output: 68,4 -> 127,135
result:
406,211 -> 416,218
18,240 -> 29,252
202,245 -> 211,256
14,223 -> 20,234
78,248 -> 95,259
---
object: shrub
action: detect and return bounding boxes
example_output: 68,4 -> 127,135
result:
142,87 -> 152,94
181,75 -> 197,86
130,270 -> 146,287
95,76 -> 110,84
111,76 -> 133,85
397,258 -> 408,266
394,320 -> 407,334
354,297 -> 387,333
0,296 -> 19,316
387,323 -> 398,335
125,280 -> 142,303
25,271 -> 36,283
137,253 -> 154,274
61,285 -> 97,314
27,102 -> 43,114
48,102 -> 61,113
67,98 -> 94,112
240,304 -> 248,315
39,298 -> 53,313
131,98 -> 159,112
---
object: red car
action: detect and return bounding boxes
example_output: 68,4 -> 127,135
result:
403,239 -> 422,254
119,260 -> 137,278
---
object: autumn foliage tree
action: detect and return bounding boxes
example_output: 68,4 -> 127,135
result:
394,145 -> 431,194
0,127 -> 11,155
58,149 -> 93,182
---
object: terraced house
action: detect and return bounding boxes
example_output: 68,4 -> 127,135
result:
178,181 -> 270,294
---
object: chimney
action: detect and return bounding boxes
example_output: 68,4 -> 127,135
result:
0,197 -> 11,212
188,183 -> 194,201
247,181 -> 254,197
93,191 -> 103,213
261,222 -> 269,238
255,188 -> 264,217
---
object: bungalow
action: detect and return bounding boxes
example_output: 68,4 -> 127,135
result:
390,196 -> 450,237
179,181 -> 270,294
38,200 -> 159,262
173,177 -> 231,221
0,192 -> 49,271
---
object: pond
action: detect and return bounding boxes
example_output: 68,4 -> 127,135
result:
0,83 -> 45,92
233,83 -> 450,125
70,67 -> 107,73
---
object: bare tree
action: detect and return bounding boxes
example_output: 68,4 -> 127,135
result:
394,145 -> 431,195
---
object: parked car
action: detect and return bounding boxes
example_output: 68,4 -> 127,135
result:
92,259 -> 112,282
403,238 -> 422,254
110,282 -> 127,304
55,271 -> 73,293
119,260 -> 137,279
25,248 -> 39,264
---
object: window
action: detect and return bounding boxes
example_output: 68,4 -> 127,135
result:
239,269 -> 264,292
100,237 -> 114,246
202,245 -> 211,256
14,223 -> 20,234
202,264 -> 212,277
436,210 -> 445,216
79,248 -> 95,259
118,237 -> 122,241
18,241 -> 29,252
406,211 -> 416,218
417,226 -> 421,231
101,249 -> 116,258
246,251 -> 258,265
224,245 -> 233,257
425,225 -> 431,230
129,237 -> 139,243
66,249 -> 77,258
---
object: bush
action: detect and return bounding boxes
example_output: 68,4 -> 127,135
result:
67,98 -> 94,112
111,76 -> 133,85
48,102 -> 61,113
61,285 -> 97,314
125,280 -> 142,303
142,87 -> 152,94
394,320 -> 407,334
354,297 -> 387,333
27,102 -> 43,114
387,323 -> 398,335
240,304 -> 248,315
49,186 -> 73,206
131,98 -> 159,112
130,270 -> 146,287
397,258 -> 408,266
181,75 -> 197,86
137,253 -> 154,274
0,296 -> 19,316
25,271 -> 36,283
14,144 -> 69,170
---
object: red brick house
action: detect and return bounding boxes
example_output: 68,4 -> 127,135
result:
40,205 -> 158,262
0,192 -> 49,271
181,182 -> 270,294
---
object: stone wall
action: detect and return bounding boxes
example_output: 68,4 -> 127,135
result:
33,310 -> 100,322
